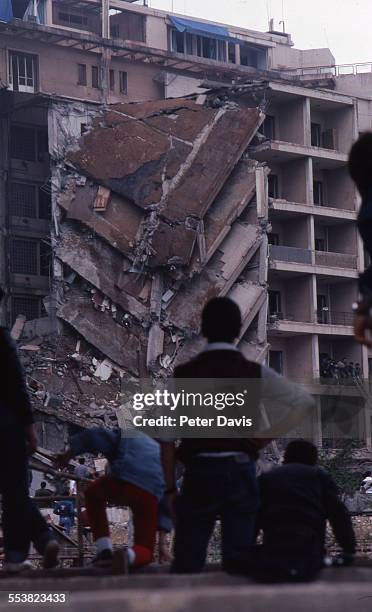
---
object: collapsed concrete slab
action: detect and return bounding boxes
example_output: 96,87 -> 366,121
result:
51,88 -> 270,377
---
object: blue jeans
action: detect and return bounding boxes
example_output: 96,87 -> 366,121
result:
172,455 -> 259,573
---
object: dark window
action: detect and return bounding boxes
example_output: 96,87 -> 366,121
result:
313,181 -> 324,206
317,295 -> 329,324
172,30 -> 185,53
120,12 -> 145,42
10,183 -> 37,218
119,71 -> 128,94
11,126 -> 35,161
268,233 -> 280,246
39,241 -> 51,277
201,37 -> 217,59
240,45 -> 258,68
80,123 -> 88,136
228,42 -> 236,64
91,66 -> 99,88
109,69 -> 115,91
9,51 -> 37,93
268,174 -> 279,199
186,33 -> 193,55
269,351 -> 283,375
11,238 -> 38,275
38,185 -> 52,220
77,63 -> 87,86
217,40 -> 227,62
315,238 -> 326,252
37,130 -> 49,162
111,24 -> 120,38
12,295 -> 42,323
269,290 -> 282,315
58,12 -> 88,27
311,123 -> 321,147
92,66 -> 100,89
262,115 -> 276,140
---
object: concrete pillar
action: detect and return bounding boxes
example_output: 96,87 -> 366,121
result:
256,166 -> 268,219
235,44 -> 241,66
362,345 -> 369,381
100,48 -> 112,105
364,399 -> 372,450
309,214 -> 316,266
45,0 -> 53,26
311,334 -> 320,380
303,97 -> 311,147
305,156 -> 313,205
102,0 -> 110,39
310,274 -> 318,324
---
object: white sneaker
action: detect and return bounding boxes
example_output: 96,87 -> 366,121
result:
4,560 -> 33,573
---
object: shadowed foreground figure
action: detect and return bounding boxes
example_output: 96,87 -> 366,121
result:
227,441 -> 356,582
162,297 -> 314,574
0,287 -> 59,572
349,133 -> 372,346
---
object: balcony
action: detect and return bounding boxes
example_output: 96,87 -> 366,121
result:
269,245 -> 312,265
314,251 -> 357,269
317,310 -> 354,326
268,310 -> 354,336
269,245 -> 358,272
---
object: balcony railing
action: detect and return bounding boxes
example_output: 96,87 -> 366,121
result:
269,245 -> 312,264
269,310 -> 353,327
317,311 -> 354,326
272,62 -> 372,79
269,246 -> 358,269
314,251 -> 357,269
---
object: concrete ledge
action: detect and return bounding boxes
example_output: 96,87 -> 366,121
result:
1,570 -> 372,612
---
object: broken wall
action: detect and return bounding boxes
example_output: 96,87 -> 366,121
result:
50,89 -> 270,379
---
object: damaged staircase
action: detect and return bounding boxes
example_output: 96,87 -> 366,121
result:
51,89 -> 270,377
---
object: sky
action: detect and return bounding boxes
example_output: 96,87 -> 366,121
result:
146,0 -> 372,66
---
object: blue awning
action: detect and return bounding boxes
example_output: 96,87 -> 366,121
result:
169,16 -> 235,42
0,0 -> 13,22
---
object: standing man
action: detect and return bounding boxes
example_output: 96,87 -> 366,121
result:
161,297 -> 315,574
0,287 -> 58,571
349,134 -> 372,346
74,457 -> 91,480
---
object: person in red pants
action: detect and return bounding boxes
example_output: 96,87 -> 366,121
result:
56,427 -> 166,569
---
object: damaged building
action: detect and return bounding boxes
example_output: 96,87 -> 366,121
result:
52,90 -> 270,377
1,0 -> 372,448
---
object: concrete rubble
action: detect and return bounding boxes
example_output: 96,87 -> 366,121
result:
54,88 -> 270,374
16,87 -> 272,441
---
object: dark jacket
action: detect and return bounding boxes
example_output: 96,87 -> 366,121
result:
174,349 -> 264,460
0,327 -> 34,428
358,194 -> 372,302
259,463 -> 356,554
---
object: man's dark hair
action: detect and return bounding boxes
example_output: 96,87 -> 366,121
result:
348,132 -> 372,198
201,297 -> 242,343
40,481 -> 47,488
284,440 -> 318,466
0,287 -> 4,303
78,457 -> 85,465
